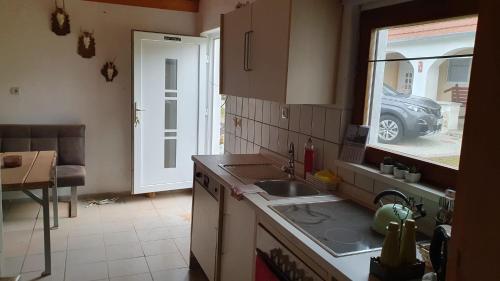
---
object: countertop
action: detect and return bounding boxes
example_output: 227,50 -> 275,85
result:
192,153 -> 424,281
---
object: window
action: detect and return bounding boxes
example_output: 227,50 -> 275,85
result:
448,58 -> 472,83
353,1 -> 478,188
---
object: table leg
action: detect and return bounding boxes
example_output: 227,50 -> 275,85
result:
52,186 -> 59,229
42,187 -> 52,276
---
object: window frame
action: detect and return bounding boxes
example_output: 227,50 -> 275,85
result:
352,0 -> 478,189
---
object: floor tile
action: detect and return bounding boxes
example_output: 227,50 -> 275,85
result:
66,261 -> 108,281
141,239 -> 178,256
107,257 -> 149,278
20,269 -> 65,281
106,242 -> 144,261
151,268 -> 207,281
3,191 -> 197,281
22,251 -> 66,273
145,253 -> 187,272
104,231 -> 139,246
68,234 -> 105,250
68,247 -> 107,265
136,227 -> 172,242
110,273 -> 153,281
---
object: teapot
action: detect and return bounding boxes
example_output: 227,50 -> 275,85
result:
372,190 -> 426,235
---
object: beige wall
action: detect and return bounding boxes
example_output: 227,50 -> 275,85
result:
0,0 -> 197,194
198,0 -> 255,32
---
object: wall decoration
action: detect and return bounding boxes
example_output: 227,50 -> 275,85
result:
51,0 -> 70,36
78,30 -> 96,58
101,61 -> 118,82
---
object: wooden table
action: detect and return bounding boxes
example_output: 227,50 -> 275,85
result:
1,151 -> 56,276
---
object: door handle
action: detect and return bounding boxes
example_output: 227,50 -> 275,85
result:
134,102 -> 145,127
243,32 -> 249,71
246,31 -> 253,71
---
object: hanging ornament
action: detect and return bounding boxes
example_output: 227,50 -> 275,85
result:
101,61 -> 118,82
78,29 -> 96,58
51,0 -> 70,36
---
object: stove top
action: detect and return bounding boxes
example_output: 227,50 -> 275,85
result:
271,200 -> 386,257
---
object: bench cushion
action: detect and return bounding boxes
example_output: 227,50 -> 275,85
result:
57,165 -> 86,187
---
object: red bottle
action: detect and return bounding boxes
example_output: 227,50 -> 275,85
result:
303,138 -> 315,179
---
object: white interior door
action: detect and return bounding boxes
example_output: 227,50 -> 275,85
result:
133,31 -> 207,194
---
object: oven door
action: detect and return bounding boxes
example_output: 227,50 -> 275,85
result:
255,225 -> 324,281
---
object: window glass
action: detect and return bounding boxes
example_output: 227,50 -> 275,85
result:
366,17 -> 477,169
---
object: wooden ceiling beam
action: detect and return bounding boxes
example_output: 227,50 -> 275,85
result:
85,0 -> 199,13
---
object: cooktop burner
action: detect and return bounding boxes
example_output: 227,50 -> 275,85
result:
271,200 -> 386,256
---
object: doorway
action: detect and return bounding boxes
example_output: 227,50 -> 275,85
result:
132,31 -> 207,194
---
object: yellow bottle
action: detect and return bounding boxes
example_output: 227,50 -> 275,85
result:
400,219 -> 417,265
380,221 -> 401,268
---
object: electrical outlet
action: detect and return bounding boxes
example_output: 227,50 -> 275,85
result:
9,87 -> 20,95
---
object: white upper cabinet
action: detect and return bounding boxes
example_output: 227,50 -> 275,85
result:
221,0 -> 343,104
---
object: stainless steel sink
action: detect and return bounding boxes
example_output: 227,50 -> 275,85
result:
254,180 -> 320,197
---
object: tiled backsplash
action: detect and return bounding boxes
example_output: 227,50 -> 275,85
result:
224,96 -> 350,172
224,95 -> 441,236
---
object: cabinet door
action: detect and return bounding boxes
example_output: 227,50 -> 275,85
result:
249,0 -> 291,103
220,188 -> 256,281
221,5 -> 251,98
191,182 -> 219,281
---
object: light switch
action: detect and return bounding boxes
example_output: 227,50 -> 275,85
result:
10,87 -> 20,95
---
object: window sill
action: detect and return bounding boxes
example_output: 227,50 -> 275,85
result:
336,160 -> 446,201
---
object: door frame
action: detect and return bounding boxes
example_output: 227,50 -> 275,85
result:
131,30 -> 208,194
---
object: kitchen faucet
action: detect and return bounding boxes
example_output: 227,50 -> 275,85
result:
282,142 -> 295,180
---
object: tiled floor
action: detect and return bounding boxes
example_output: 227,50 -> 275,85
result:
1,190 -> 207,281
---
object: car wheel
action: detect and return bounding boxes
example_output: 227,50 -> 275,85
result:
378,115 -> 403,144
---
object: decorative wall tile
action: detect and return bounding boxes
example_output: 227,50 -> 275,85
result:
242,98 -> 249,118
254,122 -> 262,145
289,105 -> 301,133
312,138 -> 324,171
225,133 -> 235,154
255,99 -> 263,122
253,144 -> 261,154
323,142 -> 339,171
374,181 -> 396,195
325,108 -> 342,143
297,134 -> 309,162
261,124 -> 270,148
247,141 -> 255,154
354,173 -> 375,193
235,137 -> 241,154
262,101 -> 271,124
228,96 -> 236,114
236,97 -> 243,116
241,118 -> 248,139
278,129 -> 289,156
235,117 -> 242,137
269,126 -> 279,152
340,182 -> 375,207
270,102 -> 280,127
338,167 -> 355,184
225,114 -> 233,134
312,106 -> 326,139
241,139 -> 248,154
247,120 -> 255,142
248,98 -> 256,120
279,104 -> 289,129
299,105 -> 313,135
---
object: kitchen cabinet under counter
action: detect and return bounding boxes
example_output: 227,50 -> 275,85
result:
191,154 -> 426,281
